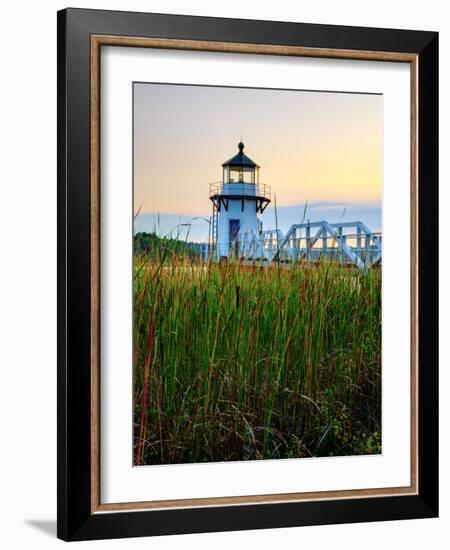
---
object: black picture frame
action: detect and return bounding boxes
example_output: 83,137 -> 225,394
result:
57,7 -> 438,541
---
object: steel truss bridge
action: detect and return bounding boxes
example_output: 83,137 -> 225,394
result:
207,221 -> 382,270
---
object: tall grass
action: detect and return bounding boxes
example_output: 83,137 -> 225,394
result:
133,243 -> 381,465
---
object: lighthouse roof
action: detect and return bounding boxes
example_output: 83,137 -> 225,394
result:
222,141 -> 259,169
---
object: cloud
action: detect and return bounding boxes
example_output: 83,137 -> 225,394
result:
135,200 -> 382,242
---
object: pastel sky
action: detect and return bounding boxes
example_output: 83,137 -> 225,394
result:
134,83 -> 382,241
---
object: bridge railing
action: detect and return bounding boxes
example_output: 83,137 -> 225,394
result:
230,221 -> 382,269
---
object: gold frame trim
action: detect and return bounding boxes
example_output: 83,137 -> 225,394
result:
90,35 -> 419,514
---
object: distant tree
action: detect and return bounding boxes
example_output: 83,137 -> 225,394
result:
134,232 -> 202,260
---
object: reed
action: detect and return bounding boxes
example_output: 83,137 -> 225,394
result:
133,241 -> 381,465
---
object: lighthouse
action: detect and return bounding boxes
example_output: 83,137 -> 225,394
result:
209,142 -> 271,259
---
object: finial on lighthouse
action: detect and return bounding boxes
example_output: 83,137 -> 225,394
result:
238,141 -> 244,153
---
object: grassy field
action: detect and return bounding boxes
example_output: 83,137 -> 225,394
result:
133,243 -> 381,465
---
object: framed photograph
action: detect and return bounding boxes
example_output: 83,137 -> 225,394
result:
57,8 -> 438,541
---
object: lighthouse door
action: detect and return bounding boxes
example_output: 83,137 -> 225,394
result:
229,219 -> 240,257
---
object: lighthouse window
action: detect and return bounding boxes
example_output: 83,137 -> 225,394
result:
228,167 -> 255,184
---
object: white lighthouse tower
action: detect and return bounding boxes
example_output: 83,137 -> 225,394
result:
209,142 -> 271,259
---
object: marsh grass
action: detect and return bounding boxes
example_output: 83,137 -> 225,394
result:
133,242 -> 381,465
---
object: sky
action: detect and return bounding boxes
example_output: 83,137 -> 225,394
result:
134,83 -> 382,241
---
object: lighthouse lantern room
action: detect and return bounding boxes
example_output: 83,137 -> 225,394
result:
209,142 -> 271,259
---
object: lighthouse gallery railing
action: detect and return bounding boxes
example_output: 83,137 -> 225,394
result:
209,181 -> 271,201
